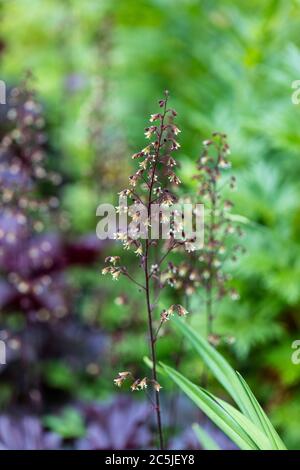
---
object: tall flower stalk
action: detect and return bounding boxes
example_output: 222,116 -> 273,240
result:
194,132 -> 244,340
158,132 -> 243,343
102,92 -> 187,449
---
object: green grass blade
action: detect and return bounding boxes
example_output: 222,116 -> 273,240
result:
192,424 -> 220,450
161,363 -> 259,450
173,317 -> 284,445
216,397 -> 274,450
235,372 -> 286,450
173,318 -> 259,420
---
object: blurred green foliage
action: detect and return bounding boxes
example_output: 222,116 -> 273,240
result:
44,408 -> 85,439
1,0 -> 300,449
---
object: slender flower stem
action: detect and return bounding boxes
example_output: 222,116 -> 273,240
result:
122,270 -> 146,291
142,95 -> 168,450
153,320 -> 164,343
107,92 -> 181,450
206,287 -> 213,337
130,190 -> 147,206
144,256 -> 164,449
204,139 -> 228,337
206,162 -> 217,336
149,244 -> 176,279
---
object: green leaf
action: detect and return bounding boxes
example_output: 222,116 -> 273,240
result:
216,397 -> 274,450
192,424 -> 220,450
173,318 -> 259,419
43,408 -> 85,439
235,372 -> 286,450
173,318 -> 286,449
161,363 -> 258,450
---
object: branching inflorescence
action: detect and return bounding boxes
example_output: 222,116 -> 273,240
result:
193,132 -> 244,341
155,132 -> 244,345
102,91 -> 188,449
102,93 -> 245,448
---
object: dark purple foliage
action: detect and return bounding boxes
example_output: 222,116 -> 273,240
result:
0,78 -> 104,321
0,415 -> 61,450
0,230 -> 103,320
76,396 -> 152,450
0,319 -> 109,411
168,427 -> 200,450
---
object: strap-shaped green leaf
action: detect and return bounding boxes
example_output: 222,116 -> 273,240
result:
174,318 -> 258,417
173,317 -> 286,449
161,363 -> 259,450
215,397 -> 274,450
235,372 -> 286,450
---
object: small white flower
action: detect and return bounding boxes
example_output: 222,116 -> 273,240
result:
135,245 -> 143,256
138,377 -> 148,390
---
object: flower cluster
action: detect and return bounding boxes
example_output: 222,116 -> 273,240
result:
194,132 -> 244,335
102,255 -> 145,290
103,91 -> 183,292
113,371 -> 162,393
160,304 -> 188,323
157,132 -> 244,339
154,304 -> 188,341
102,256 -> 122,279
113,90 -> 182,247
103,92 -> 183,450
160,261 -> 200,295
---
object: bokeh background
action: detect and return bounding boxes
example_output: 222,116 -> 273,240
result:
0,0 -> 299,450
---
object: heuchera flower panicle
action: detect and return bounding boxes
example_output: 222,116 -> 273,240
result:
103,91 -> 185,450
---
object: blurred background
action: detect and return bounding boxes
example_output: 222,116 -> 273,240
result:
0,0 -> 299,450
